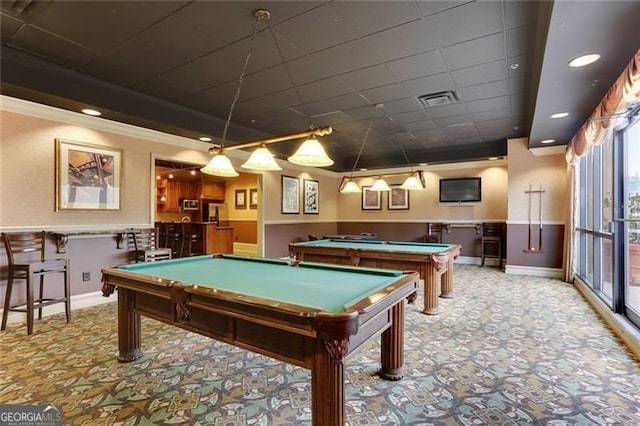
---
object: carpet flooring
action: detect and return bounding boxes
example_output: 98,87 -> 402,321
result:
1,265 -> 640,425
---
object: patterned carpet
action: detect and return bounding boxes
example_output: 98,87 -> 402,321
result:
2,265 -> 640,425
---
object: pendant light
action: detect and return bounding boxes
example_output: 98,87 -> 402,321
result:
339,105 -> 381,194
201,10 -> 269,177
370,177 -> 392,192
401,172 -> 425,190
241,144 -> 282,171
266,18 -> 333,168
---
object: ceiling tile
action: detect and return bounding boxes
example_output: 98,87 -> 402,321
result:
433,114 -> 472,127
507,25 -> 536,57
339,64 -> 398,91
470,108 -> 511,122
237,66 -> 293,101
231,89 -> 299,119
334,1 -> 422,37
450,60 -> 507,87
422,1 -> 503,47
457,80 -> 509,102
379,98 -> 423,114
1,13 -> 22,41
402,72 -> 457,97
285,55 -> 335,86
423,103 -> 468,119
298,77 -> 354,103
178,81 -> 238,112
10,25 -> 99,69
504,0 -> 539,29
507,54 -> 532,78
274,3 -> 359,53
475,117 -> 511,131
301,93 -> 370,116
364,19 -> 437,62
386,50 -> 447,81
311,39 -> 382,74
466,96 -> 510,113
440,32 -> 505,70
361,83 -> 410,104
416,1 -> 475,17
509,77 -> 527,94
390,110 -> 430,124
403,120 -> 437,132
26,1 -> 186,51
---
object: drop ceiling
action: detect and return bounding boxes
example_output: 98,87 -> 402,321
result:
1,1 -> 639,171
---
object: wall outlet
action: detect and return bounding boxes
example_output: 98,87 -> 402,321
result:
82,272 -> 91,282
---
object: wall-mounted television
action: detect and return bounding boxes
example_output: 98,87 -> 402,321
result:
439,177 -> 481,203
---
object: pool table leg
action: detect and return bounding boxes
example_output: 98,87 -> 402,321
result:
440,258 -> 454,299
380,300 -> 405,380
117,288 -> 143,363
312,338 -> 347,426
422,267 -> 440,315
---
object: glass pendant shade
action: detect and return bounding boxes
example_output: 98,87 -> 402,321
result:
288,137 -> 334,167
201,153 -> 239,177
401,174 -> 425,190
241,145 -> 282,171
370,178 -> 391,191
340,179 -> 361,193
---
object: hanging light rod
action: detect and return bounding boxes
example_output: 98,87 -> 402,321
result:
207,126 -> 333,155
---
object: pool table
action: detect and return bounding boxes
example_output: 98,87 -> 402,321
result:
101,254 -> 418,426
289,239 -> 462,315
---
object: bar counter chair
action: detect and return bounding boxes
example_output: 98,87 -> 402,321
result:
128,228 -> 172,263
1,231 -> 71,335
424,223 -> 444,243
481,222 -> 504,267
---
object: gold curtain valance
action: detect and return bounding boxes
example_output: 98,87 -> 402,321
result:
566,48 -> 640,163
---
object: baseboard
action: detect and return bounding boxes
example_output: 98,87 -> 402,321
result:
233,242 -> 258,257
1,291 -> 117,325
454,256 -> 502,267
574,277 -> 640,360
505,264 -> 564,279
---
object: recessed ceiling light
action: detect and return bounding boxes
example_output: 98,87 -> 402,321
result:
199,136 -> 212,142
509,63 -> 519,70
190,170 -> 197,176
541,139 -> 555,144
360,168 -> 368,171
419,163 -> 427,166
81,108 -> 101,116
168,173 -> 174,179
569,53 -> 601,67
156,175 -> 161,180
488,157 -> 499,160
550,112 -> 570,119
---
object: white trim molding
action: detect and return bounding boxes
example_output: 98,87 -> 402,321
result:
505,264 -> 564,279
574,277 -> 640,360
506,220 -> 566,226
264,220 -> 338,225
1,291 -> 116,326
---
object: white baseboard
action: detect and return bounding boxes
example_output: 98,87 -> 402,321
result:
505,265 -> 564,279
1,291 -> 117,325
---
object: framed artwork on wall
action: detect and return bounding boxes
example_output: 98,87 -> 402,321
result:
55,138 -> 122,211
281,175 -> 300,214
249,188 -> 258,209
235,189 -> 247,209
361,186 -> 382,210
388,185 -> 410,210
303,179 -> 319,214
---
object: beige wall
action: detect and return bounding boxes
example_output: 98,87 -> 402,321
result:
507,138 -> 568,223
337,163 -> 508,222
225,172 -> 258,221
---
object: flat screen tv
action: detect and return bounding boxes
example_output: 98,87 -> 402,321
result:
439,177 -> 481,203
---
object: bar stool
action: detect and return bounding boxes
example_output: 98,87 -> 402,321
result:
1,231 -> 71,335
180,223 -> 203,257
481,223 -> 503,267
128,228 -> 172,263
424,223 -> 444,243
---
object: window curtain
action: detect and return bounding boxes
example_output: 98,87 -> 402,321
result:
563,48 -> 640,281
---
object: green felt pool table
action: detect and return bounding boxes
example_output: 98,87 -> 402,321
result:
289,239 -> 462,315
101,254 -> 418,426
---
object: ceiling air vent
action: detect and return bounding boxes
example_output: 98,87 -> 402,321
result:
417,91 -> 458,107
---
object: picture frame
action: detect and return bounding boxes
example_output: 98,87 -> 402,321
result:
303,179 -> 319,214
249,188 -> 258,209
55,138 -> 122,211
281,175 -> 300,214
361,186 -> 382,210
235,189 -> 247,209
388,185 -> 410,210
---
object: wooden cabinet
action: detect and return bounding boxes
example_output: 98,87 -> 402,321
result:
157,179 -> 198,212
200,180 -> 225,201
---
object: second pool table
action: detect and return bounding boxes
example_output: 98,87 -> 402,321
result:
101,254 -> 418,426
289,239 -> 462,315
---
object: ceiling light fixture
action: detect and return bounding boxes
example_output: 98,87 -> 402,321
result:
199,136 -> 212,142
569,53 -> 601,67
339,104 -> 380,194
371,177 -> 392,192
81,108 -> 101,116
510,63 -> 519,70
550,112 -> 570,118
202,10 -> 333,176
488,157 -> 499,160
541,139 -> 555,144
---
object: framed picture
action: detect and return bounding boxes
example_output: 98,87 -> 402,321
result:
361,186 -> 382,210
55,138 -> 122,211
235,189 -> 247,209
388,185 -> 410,210
249,188 -> 258,209
303,179 -> 319,214
281,175 -> 300,214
